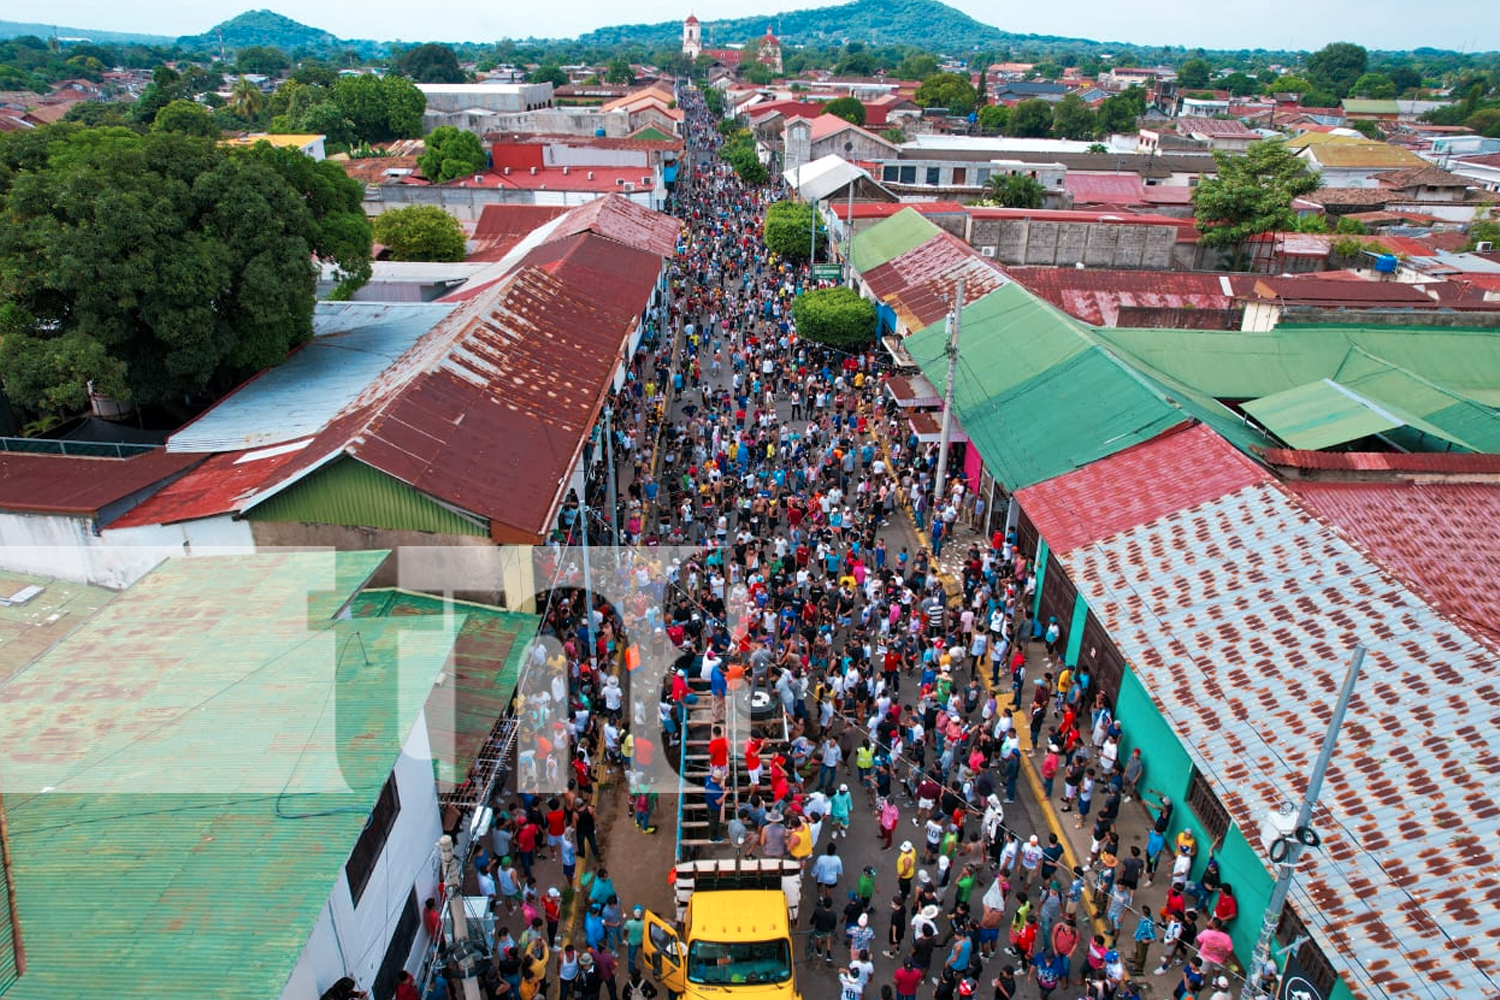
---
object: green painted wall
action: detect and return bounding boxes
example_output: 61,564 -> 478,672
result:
248,458 -> 488,537
1064,592 -> 1088,667
1115,666 -> 1275,967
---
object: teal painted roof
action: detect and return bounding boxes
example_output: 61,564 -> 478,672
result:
351,589 -> 539,790
905,283 -> 1202,489
851,208 -> 943,273
0,552 -> 458,1000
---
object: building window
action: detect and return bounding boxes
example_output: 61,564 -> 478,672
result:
1186,766 -> 1231,844
1276,908 -> 1339,996
347,774 -> 402,907
926,166 -> 941,186
883,165 -> 899,182
898,166 -> 916,185
975,168 -> 991,185
952,167 -> 967,185
372,888 -> 421,1000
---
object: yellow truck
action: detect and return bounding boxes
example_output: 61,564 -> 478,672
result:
642,857 -> 805,1000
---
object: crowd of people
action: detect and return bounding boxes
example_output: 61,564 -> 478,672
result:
424,80 -> 1243,1000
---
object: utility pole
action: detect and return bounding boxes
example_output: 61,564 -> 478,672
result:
809,197 -> 819,264
844,172 -> 856,287
933,277 -> 964,502
604,405 -> 619,548
1239,645 -> 1365,1000
438,835 -> 482,1000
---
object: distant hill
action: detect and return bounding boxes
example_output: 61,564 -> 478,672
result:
175,9 -> 384,57
576,0 -> 1121,55
0,19 -> 173,46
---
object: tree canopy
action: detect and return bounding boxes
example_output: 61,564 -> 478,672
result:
981,173 -> 1046,209
792,287 -> 875,347
393,43 -> 467,84
1009,99 -> 1054,138
418,126 -> 490,183
0,126 -> 371,417
763,199 -> 823,260
1306,41 -> 1368,99
824,96 -> 866,126
235,45 -> 291,76
1193,140 -> 1321,267
914,73 -> 978,116
1178,58 -> 1212,89
152,99 -> 221,138
1051,94 -> 1096,140
373,206 -> 467,261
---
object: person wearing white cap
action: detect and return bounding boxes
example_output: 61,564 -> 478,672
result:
1017,835 -> 1044,894
896,841 -> 918,900
1208,975 -> 1233,1000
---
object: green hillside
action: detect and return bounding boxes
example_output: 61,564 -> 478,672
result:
175,8 -> 384,57
0,20 -> 172,45
576,0 -> 1119,55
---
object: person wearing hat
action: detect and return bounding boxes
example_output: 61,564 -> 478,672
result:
574,950 -> 604,1000
624,905 -> 645,973
1208,975 -> 1234,1000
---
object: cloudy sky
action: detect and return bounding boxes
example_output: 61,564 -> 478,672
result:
29,0 -> 1500,52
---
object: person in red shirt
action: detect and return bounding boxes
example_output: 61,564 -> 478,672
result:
708,725 -> 729,770
1014,913 -> 1039,973
745,733 -> 765,788
544,798 -> 567,859
423,897 -> 441,941
893,957 -> 923,1000
514,818 -> 539,879
1213,883 -> 1238,926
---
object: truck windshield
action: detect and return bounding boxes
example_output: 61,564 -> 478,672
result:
686,939 -> 792,985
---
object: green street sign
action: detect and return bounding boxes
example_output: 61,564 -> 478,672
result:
813,264 -> 844,281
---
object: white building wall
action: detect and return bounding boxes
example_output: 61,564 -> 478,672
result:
279,715 -> 445,1000
0,512 -> 255,589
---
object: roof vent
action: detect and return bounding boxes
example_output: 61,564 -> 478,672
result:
503,166 -> 511,175
588,171 -> 595,180
530,166 -> 537,175
563,166 -> 570,174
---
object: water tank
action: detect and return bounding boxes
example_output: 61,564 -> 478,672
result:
1374,254 -> 1399,274
595,127 -> 607,137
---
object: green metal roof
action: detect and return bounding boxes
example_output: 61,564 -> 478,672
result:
247,457 -> 489,537
851,208 -> 943,273
0,552 -> 458,1000
905,283 -> 1194,490
1243,378 -> 1444,451
1341,99 -> 1400,114
350,589 -> 539,791
0,573 -> 116,687
1094,323 -> 1500,453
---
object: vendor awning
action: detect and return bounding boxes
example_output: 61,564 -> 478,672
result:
909,410 -> 969,444
886,374 -> 942,409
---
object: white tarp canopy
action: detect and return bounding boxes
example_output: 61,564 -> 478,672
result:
783,154 -> 875,203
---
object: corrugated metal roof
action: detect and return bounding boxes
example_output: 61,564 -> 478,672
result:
904,282 -> 1206,490
0,450 -> 199,517
1064,173 -> 1146,206
851,208 -> 944,273
105,441 -> 316,528
546,192 -> 680,257
783,154 -> 880,203
1259,449 -> 1500,474
350,588 -> 539,790
1009,267 -> 1251,326
1242,378 -> 1470,451
470,204 -> 571,261
0,571 -> 115,686
168,306 -> 455,453
862,229 -> 1007,331
832,201 -> 967,220
0,551 -> 457,1000
1050,468 -> 1500,1000
1017,424 -> 1269,553
1287,480 -> 1500,648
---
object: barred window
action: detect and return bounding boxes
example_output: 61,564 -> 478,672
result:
1186,766 -> 1231,843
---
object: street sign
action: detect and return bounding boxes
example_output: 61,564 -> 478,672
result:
813,264 -> 843,281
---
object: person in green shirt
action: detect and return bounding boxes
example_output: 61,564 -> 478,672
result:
857,865 -> 877,906
955,864 -> 978,909
624,905 -> 645,974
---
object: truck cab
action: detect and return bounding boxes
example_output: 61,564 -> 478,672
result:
642,858 -> 803,1000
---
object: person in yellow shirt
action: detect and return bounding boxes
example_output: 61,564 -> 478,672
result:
896,840 -> 918,901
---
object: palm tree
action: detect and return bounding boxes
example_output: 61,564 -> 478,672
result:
983,172 -> 1046,209
230,75 -> 263,121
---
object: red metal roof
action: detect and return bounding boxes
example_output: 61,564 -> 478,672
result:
1016,423 -> 1269,555
0,450 -> 199,517
469,205 -> 571,262
1008,268 -> 1252,326
832,201 -> 966,220
1288,480 -> 1500,647
968,206 -> 1201,241
1258,449 -> 1500,474
547,194 -> 680,257
106,443 -> 312,528
1064,173 -> 1146,206
861,229 -> 1007,331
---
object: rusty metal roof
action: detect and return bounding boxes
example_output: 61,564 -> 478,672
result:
1035,428 -> 1500,1000
1259,449 -> 1500,474
0,450 -> 199,517
1008,267 -> 1252,326
546,191 -> 680,257
862,229 -> 1007,331
470,204 -> 571,261
1287,480 -> 1500,648
105,441 -> 315,528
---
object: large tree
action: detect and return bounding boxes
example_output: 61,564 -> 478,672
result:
1306,42 -> 1368,99
1192,140 -> 1321,268
914,72 -> 978,116
824,96 -> 866,126
1051,94 -> 1096,140
1178,58 -> 1212,89
373,206 -> 467,261
763,199 -> 823,260
0,126 -> 371,416
1009,99 -> 1054,138
394,43 -> 466,84
792,287 -> 875,347
982,173 -> 1046,209
418,126 -> 490,183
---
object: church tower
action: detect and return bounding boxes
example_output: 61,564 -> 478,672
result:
682,14 -> 702,60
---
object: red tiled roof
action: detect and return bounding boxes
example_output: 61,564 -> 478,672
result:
475,165 -> 657,192
1016,423 -> 1269,555
0,450 -> 200,517
1455,151 -> 1500,168
106,443 -> 311,528
1287,480 -> 1500,646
